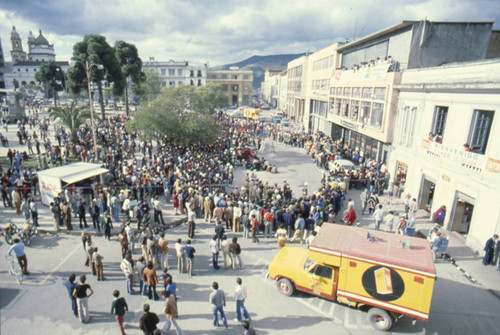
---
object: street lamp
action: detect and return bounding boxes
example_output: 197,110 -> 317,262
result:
69,60 -> 104,162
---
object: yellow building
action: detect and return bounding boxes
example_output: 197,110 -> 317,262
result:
207,68 -> 253,107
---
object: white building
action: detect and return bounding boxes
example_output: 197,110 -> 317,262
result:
142,58 -> 207,88
389,59 -> 500,253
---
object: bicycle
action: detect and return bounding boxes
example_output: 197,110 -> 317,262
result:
6,254 -> 23,284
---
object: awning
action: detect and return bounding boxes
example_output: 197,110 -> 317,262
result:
61,167 -> 109,185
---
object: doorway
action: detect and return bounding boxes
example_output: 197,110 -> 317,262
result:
232,95 -> 238,106
451,194 -> 475,234
419,178 -> 435,213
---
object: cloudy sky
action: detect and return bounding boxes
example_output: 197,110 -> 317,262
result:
1,0 -> 499,66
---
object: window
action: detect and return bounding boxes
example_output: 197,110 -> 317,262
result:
352,87 -> 361,98
362,87 -> 373,99
232,85 -> 239,92
178,69 -> 183,76
211,74 -> 217,79
168,69 -> 175,76
243,95 -> 249,106
169,81 -> 174,86
232,75 -> 238,80
197,70 -> 202,77
190,70 -> 194,77
344,87 -> 351,97
336,87 -> 342,95
190,79 -> 194,85
243,75 -> 249,80
197,80 -> 201,86
396,106 -> 417,147
370,103 -> 383,128
431,106 -> 448,136
222,84 -> 228,92
350,101 -> 359,120
342,99 -> 349,117
334,99 -> 341,116
468,110 -> 494,154
373,87 -> 386,100
310,264 -> 333,280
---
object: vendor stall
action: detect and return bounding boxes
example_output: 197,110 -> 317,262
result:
37,162 -> 109,205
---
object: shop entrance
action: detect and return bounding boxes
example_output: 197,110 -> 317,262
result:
450,193 -> 475,234
419,178 -> 435,213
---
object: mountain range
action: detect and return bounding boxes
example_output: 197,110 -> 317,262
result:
210,53 -> 306,88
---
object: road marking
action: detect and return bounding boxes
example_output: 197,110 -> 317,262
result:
40,243 -> 81,285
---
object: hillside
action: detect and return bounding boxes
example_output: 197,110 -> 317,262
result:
210,53 -> 306,88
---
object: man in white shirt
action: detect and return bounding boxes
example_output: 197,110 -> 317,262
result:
373,205 -> 385,231
234,277 -> 251,322
175,239 -> 186,274
153,196 -> 164,225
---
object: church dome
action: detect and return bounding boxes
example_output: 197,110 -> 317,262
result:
33,30 -> 50,45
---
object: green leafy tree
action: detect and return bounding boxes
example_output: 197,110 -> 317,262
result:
49,101 -> 92,143
127,84 -> 223,145
134,69 -> 162,105
35,61 -> 65,106
190,82 -> 229,114
67,34 -> 125,119
114,41 -> 142,115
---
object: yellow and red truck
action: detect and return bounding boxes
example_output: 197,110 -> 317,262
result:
267,224 -> 436,331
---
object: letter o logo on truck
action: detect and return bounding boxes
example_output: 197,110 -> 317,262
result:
361,266 -> 405,301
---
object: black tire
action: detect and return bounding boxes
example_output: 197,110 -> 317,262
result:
367,307 -> 394,331
277,278 -> 295,297
5,234 -> 14,245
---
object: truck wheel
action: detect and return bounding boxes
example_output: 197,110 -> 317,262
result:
277,278 -> 294,297
367,307 -> 394,331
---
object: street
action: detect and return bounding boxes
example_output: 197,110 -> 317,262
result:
1,137 -> 500,335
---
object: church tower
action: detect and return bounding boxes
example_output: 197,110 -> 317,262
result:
10,26 -> 27,62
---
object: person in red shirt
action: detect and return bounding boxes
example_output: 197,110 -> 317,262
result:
343,204 -> 357,225
250,214 -> 260,243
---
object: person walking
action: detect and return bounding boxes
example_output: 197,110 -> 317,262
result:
373,205 -> 384,231
209,281 -> 228,328
139,304 -> 159,335
209,235 -> 220,270
275,224 -> 287,249
157,233 -> 169,270
229,237 -> 243,270
102,212 -> 113,241
234,277 -> 251,323
175,238 -> 186,274
185,239 -> 196,276
221,235 -> 232,269
78,199 -> 88,229
62,273 -> 78,317
250,214 -> 260,243
483,234 -> 499,265
7,238 -> 29,275
143,261 -> 159,300
50,201 -> 61,231
72,275 -> 94,323
120,254 -> 135,295
93,247 -> 105,281
290,214 -> 305,244
161,290 -> 184,335
110,289 -> 128,335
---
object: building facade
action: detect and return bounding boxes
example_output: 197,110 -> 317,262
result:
261,66 -> 286,108
142,58 -> 207,88
206,68 -> 253,107
389,59 -> 500,253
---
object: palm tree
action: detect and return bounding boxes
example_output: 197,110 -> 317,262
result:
49,101 -> 93,144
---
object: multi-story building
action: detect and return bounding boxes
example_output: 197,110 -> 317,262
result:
142,58 -> 207,88
389,59 -> 500,253
287,55 -> 309,122
325,20 -> 496,162
305,43 -> 342,135
206,68 -> 253,107
0,36 -> 6,92
261,66 -> 286,108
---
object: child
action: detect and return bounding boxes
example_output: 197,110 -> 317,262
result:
161,267 -> 172,291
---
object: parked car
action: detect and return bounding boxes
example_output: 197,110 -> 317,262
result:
328,159 -> 356,173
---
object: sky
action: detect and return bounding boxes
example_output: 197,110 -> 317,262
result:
0,0 -> 499,66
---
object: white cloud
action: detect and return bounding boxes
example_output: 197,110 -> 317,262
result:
0,0 -> 498,65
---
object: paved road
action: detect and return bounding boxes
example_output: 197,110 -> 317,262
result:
2,128 -> 500,334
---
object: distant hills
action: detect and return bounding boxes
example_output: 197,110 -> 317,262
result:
210,53 -> 306,88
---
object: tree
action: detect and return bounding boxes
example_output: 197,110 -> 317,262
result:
67,34 -> 125,119
134,69 -> 162,105
190,82 -> 229,114
127,84 -> 223,145
114,41 -> 142,115
17,83 -> 42,115
35,61 -> 65,106
49,101 -> 92,143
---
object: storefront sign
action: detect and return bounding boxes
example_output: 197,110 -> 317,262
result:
421,139 -> 485,172
486,157 -> 500,172
341,120 -> 358,130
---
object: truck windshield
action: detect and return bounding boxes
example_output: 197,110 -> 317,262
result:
303,258 -> 315,272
